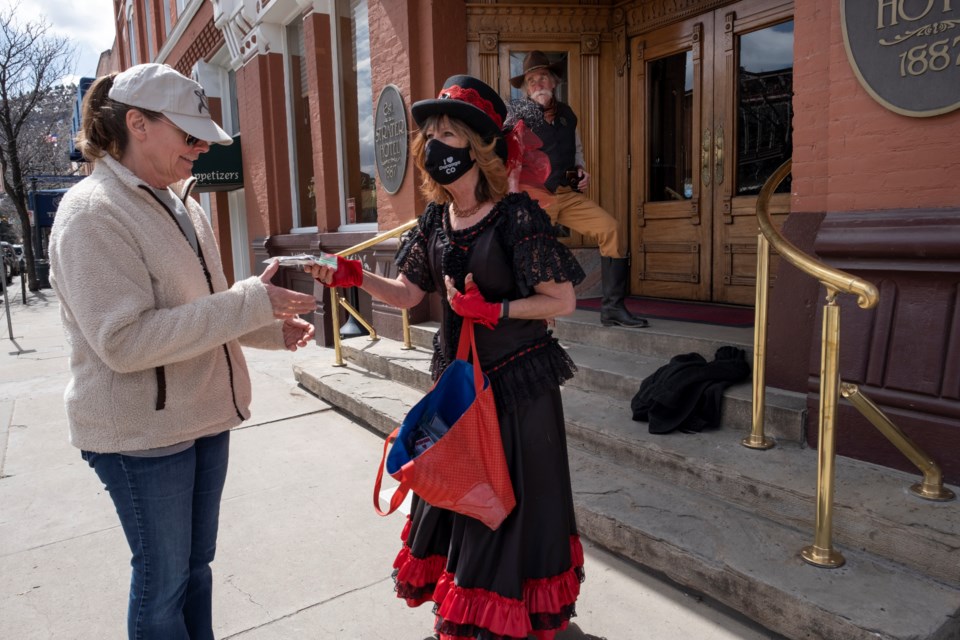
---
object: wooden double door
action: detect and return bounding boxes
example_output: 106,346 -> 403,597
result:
630,0 -> 794,304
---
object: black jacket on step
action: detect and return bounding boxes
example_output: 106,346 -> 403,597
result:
631,346 -> 750,434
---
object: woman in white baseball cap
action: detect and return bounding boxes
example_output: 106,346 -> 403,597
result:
49,63 -> 317,640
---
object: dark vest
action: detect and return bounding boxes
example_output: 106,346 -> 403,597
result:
522,101 -> 578,193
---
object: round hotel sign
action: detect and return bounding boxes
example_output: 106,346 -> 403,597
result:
374,84 -> 408,194
841,0 -> 960,117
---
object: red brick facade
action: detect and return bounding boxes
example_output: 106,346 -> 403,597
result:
792,0 -> 957,214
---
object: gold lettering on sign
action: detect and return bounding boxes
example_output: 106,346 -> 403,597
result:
844,0 -> 960,114
877,0 -> 954,29
866,0 -> 960,77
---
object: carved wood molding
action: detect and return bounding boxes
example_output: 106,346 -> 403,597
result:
467,5 -> 613,40
581,32 -> 601,55
478,31 -> 499,54
625,0 -> 733,37
614,24 -> 628,76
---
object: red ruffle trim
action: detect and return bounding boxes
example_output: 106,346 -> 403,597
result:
434,536 -> 585,638
393,544 -> 446,607
393,527 -> 585,637
525,535 -> 584,614
435,570 -> 532,638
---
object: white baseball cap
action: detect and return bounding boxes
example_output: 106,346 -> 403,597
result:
108,63 -> 233,146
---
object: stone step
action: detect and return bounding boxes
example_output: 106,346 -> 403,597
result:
409,310 -> 756,361
558,341 -> 806,443
298,340 -> 958,586
293,359 -> 960,640
561,385 -> 959,586
553,309 -> 755,361
342,331 -> 807,444
570,445 -> 960,640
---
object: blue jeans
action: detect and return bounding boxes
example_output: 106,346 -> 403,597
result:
83,431 -> 230,640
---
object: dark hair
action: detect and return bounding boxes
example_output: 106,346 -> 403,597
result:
74,74 -> 163,161
411,115 -> 507,206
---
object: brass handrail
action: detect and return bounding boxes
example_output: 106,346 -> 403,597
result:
329,219 -> 419,367
840,383 -> 954,501
749,159 -> 953,570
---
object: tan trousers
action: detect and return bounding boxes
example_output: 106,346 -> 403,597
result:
527,186 -> 625,258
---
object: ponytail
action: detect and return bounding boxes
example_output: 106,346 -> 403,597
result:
74,73 -> 130,161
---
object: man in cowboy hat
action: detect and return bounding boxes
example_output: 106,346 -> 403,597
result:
506,50 -> 648,328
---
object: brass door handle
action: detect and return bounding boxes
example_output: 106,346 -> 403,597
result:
701,128 -> 712,187
715,124 -> 725,185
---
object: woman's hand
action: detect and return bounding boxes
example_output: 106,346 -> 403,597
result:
305,255 -> 364,288
260,260 -> 318,319
282,316 -> 315,351
445,273 -> 501,330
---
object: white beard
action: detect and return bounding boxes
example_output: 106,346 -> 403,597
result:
531,89 -> 554,105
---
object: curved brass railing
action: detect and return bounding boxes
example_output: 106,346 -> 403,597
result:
748,159 -> 954,569
329,219 -> 419,366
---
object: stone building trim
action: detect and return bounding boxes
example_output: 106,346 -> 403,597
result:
467,4 -> 613,41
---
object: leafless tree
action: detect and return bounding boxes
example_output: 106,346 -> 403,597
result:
0,2 -> 76,290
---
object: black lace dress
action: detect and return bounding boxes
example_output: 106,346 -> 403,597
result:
392,192 -> 586,640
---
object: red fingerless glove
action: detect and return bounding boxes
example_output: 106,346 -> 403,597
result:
450,279 -> 501,330
330,256 -> 364,288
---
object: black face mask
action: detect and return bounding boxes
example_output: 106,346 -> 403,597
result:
424,139 -> 475,185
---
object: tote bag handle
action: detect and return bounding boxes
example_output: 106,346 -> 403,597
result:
373,427 -> 408,515
372,320 -> 483,516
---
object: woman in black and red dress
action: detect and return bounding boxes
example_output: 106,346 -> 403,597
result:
309,74 -> 585,640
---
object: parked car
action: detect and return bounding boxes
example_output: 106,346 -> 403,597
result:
1,241 -> 14,284
10,243 -> 23,276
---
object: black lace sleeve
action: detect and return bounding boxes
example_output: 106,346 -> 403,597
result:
498,192 -> 586,297
395,203 -> 442,293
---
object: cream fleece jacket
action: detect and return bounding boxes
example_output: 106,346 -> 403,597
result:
49,155 -> 287,453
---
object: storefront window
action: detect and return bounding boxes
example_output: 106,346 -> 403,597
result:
227,69 -> 239,136
285,20 -> 317,228
127,3 -> 138,65
161,0 -> 170,36
338,0 -> 376,224
143,0 -> 154,59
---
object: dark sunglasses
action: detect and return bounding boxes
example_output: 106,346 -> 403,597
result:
156,117 -> 201,147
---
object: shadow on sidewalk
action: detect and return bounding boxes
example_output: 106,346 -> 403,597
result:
420,624 -> 607,640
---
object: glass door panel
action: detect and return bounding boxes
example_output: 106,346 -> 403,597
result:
648,51 -> 694,203
736,21 -> 794,196
631,1 -> 794,304
712,8 -> 794,304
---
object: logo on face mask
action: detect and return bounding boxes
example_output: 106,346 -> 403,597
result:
424,139 -> 475,185
440,156 -> 460,174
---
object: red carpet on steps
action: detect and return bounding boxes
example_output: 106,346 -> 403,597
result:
576,297 -> 755,327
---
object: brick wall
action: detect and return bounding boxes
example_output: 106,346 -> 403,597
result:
368,0 -> 467,230
792,0 -> 958,214
236,53 -> 293,242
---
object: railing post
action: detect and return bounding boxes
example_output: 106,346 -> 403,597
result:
330,287 -> 345,367
400,309 -> 413,350
801,289 -> 845,568
744,232 -> 775,450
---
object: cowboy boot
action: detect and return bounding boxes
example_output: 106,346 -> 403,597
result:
600,257 -> 649,328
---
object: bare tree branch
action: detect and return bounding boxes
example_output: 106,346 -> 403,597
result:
0,1 -> 77,290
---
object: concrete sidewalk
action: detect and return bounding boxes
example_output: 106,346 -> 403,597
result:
0,281 -> 779,639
